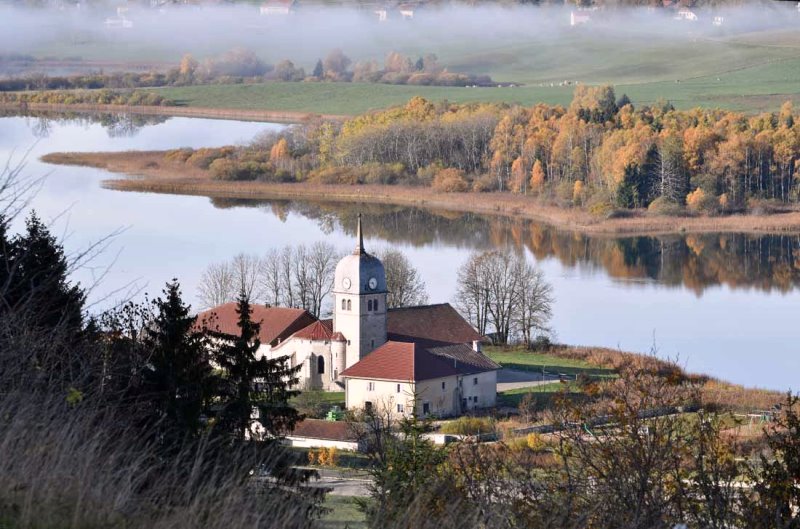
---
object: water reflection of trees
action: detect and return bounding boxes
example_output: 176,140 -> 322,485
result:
1,110 -> 169,138
211,197 -> 800,295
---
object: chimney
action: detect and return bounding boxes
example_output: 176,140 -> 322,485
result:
472,340 -> 481,353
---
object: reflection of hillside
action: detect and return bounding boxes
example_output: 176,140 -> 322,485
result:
208,197 -> 800,295
1,110 -> 169,138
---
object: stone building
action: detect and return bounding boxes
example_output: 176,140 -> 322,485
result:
199,215 -> 499,417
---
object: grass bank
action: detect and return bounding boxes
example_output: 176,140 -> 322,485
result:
40,150 -> 800,237
488,345 -> 785,413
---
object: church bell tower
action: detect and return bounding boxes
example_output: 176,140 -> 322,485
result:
332,214 -> 388,369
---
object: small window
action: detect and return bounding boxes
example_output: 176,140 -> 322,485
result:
423,402 -> 430,415
441,381 -> 446,391
347,299 -> 351,310
341,299 -> 346,310
367,299 -> 373,311
473,396 -> 478,403
396,383 -> 401,393
397,403 -> 404,413
368,382 -> 375,391
374,299 -> 379,311
365,401 -> 373,412
317,356 -> 325,374
473,377 -> 478,385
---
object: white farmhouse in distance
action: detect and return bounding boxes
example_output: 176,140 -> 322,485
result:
198,215 -> 499,418
259,0 -> 295,16
570,10 -> 591,26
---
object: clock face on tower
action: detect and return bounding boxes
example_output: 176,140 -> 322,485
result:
368,277 -> 378,290
342,277 -> 351,290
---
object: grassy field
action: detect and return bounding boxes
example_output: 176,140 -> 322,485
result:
497,382 -> 580,408
319,495 -> 366,529
485,346 -> 616,379
150,57 -> 800,116
146,28 -> 800,116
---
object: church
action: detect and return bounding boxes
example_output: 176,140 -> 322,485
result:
198,216 -> 499,418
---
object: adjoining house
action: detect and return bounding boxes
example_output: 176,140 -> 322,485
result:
199,215 -> 499,418
286,419 -> 361,451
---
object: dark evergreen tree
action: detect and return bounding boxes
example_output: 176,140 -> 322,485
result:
7,212 -> 84,335
141,280 -> 215,450
616,93 -> 632,109
212,290 -> 303,441
415,56 -> 424,71
0,214 -> 10,304
312,59 -> 324,78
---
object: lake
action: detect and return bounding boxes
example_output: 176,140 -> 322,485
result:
0,112 -> 797,391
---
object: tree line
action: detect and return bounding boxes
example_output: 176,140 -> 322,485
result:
0,48 -> 493,94
175,86 -> 800,215
197,244 -> 429,315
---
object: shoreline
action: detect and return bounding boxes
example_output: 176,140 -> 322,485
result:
41,150 -> 800,237
0,101 -> 348,123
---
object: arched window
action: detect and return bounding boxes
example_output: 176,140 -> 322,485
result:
374,299 -> 379,311
367,299 -> 373,311
317,356 -> 325,374
347,299 -> 351,310
341,299 -> 346,310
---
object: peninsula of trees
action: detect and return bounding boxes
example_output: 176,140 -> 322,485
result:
47,86 -> 800,227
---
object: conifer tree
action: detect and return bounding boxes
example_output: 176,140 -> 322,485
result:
141,280 -> 214,449
312,59 -> 323,78
212,290 -> 303,442
7,212 -> 84,335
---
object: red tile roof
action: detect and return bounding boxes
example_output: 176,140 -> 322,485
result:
197,303 -> 316,347
289,419 -> 357,442
341,341 -> 461,382
292,319 -> 333,341
387,304 -> 481,345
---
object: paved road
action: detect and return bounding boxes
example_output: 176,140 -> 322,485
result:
308,468 -> 372,497
496,368 -> 561,392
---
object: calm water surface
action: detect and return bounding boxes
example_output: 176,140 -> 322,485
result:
0,112 -> 797,391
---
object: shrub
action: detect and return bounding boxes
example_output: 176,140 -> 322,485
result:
572,180 -> 585,205
308,166 -> 363,185
362,163 -> 406,185
415,163 -> 443,186
440,416 -> 494,435
187,147 -> 234,169
471,173 -> 498,192
433,168 -> 469,193
647,196 -> 685,216
686,188 -> 718,215
407,73 -> 436,86
164,148 -> 193,163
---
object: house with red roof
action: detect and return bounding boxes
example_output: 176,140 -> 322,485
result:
200,215 -> 499,416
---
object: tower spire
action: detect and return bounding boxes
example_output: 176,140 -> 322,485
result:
355,213 -> 365,255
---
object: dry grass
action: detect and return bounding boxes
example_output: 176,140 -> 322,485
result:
0,391 -> 321,529
543,344 -> 785,413
41,150 -> 800,237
